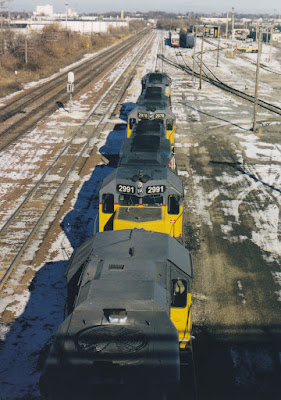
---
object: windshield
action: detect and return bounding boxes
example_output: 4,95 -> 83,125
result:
119,194 -> 140,206
142,195 -> 163,207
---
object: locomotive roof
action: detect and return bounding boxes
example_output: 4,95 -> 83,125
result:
67,230 -> 193,302
118,136 -> 171,167
137,87 -> 169,108
142,72 -> 171,85
42,230 -> 188,391
132,120 -> 166,138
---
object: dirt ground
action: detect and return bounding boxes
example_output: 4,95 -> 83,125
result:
167,39 -> 281,399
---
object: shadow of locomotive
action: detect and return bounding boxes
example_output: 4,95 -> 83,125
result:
0,259 -> 68,399
61,120 -> 127,250
118,101 -> 137,123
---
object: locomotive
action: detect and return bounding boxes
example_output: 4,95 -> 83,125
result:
99,128 -> 181,236
40,229 -> 193,400
127,107 -> 176,147
99,158 -> 183,238
127,73 -> 175,147
141,72 -> 172,97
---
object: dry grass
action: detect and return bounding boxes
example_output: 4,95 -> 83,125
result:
0,22 -> 145,98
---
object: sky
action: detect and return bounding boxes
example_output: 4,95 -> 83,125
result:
7,0 -> 281,14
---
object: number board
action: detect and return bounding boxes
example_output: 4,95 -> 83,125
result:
117,184 -> 135,194
154,113 -> 165,119
146,185 -> 166,194
138,112 -> 149,119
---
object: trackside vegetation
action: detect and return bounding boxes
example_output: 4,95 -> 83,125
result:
0,20 -> 146,97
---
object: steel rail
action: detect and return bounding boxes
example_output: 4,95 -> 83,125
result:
0,31 -> 155,291
0,29 -> 149,122
158,54 -> 281,116
0,31 -> 151,151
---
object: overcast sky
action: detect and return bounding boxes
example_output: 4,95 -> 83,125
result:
8,0 -> 281,14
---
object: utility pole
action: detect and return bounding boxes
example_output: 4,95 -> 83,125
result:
225,13 -> 228,51
216,26 -> 220,67
256,21 -> 259,45
65,1 -> 68,29
192,25 -> 197,83
269,26 -> 273,63
231,7 -> 234,54
199,28 -> 204,90
6,0 -> 11,28
25,36 -> 28,64
0,0 -> 5,58
253,27 -> 262,133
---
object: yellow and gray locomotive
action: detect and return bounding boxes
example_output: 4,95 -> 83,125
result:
99,134 -> 183,239
40,229 -> 193,400
141,72 -> 172,98
127,106 -> 176,147
127,73 -> 175,145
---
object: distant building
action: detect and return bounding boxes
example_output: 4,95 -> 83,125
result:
34,5 -> 54,17
9,19 -> 128,34
33,4 -> 78,19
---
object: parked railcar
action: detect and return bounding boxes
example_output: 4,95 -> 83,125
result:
169,31 -> 180,47
127,115 -> 175,148
141,72 -> 172,97
40,229 -> 193,400
180,32 -> 195,48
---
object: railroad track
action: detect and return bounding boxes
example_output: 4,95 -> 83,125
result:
158,53 -> 281,116
0,29 -> 150,151
203,37 -> 281,76
0,30 -> 155,293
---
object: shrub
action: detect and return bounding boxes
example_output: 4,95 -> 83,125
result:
0,53 -> 19,71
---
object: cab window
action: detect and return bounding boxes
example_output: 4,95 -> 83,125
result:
166,119 -> 173,131
102,194 -> 114,214
171,279 -> 187,308
129,118 -> 136,130
168,195 -> 180,214
119,194 -> 139,206
142,195 -> 163,207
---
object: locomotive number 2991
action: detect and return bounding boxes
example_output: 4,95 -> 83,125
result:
117,184 -> 135,194
146,185 -> 166,194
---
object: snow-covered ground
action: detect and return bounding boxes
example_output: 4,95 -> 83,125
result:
0,31 -> 280,399
0,31 -> 162,399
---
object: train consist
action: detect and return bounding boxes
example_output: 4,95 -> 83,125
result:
41,72 -> 194,399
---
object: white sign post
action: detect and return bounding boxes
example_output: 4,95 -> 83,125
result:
67,72 -> 74,113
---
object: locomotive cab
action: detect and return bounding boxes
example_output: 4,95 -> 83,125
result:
99,166 -> 184,240
170,267 -> 192,349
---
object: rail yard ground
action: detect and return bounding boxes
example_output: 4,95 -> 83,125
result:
0,30 -> 280,399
